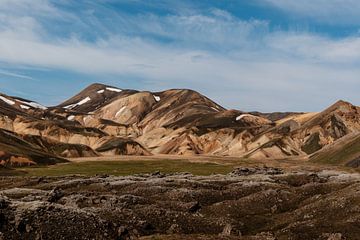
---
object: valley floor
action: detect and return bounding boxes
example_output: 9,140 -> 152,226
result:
11,154 -> 358,177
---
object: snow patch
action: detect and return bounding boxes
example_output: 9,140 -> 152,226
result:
0,96 -> 15,105
77,97 -> 91,105
28,102 -> 47,110
115,106 -> 126,117
211,107 -> 219,112
97,89 -> 105,94
106,87 -> 122,92
18,100 -> 47,110
64,97 -> 91,109
63,104 -> 76,109
67,115 -> 75,121
20,105 -> 30,110
236,114 -> 253,121
153,95 -> 161,102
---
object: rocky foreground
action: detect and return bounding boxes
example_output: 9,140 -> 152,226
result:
0,168 -> 359,239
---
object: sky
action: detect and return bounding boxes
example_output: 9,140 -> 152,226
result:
0,0 -> 360,112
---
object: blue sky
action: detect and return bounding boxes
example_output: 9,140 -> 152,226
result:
0,0 -> 360,112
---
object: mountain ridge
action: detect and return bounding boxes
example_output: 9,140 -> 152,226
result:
0,83 -> 359,166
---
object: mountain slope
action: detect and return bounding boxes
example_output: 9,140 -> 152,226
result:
310,133 -> 360,166
293,100 -> 360,154
0,128 -> 66,166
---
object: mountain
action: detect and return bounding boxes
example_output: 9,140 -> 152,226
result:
0,83 -> 359,166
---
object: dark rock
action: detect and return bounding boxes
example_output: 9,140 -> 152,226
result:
117,226 -> 130,240
0,197 -> 9,209
96,174 -> 109,178
187,201 -> 201,213
16,220 -> 27,233
151,171 -> 165,178
37,177 -> 45,184
47,187 -> 64,203
0,213 -> 7,228
230,167 -> 283,176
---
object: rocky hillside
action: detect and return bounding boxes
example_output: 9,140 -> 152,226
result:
0,168 -> 358,239
0,83 -> 359,165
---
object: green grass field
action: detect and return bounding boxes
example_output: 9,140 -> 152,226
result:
17,160 -> 235,177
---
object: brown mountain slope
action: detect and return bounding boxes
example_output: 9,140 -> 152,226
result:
244,100 -> 360,160
22,135 -> 99,158
93,91 -> 157,125
139,89 -> 226,132
310,133 -> 360,167
0,128 -> 66,166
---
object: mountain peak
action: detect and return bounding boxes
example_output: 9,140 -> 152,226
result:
56,83 -> 126,112
325,99 -> 358,113
83,83 -> 123,92
333,99 -> 352,107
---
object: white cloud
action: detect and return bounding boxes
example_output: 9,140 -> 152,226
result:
0,0 -> 358,111
0,0 -> 68,18
267,33 -> 360,63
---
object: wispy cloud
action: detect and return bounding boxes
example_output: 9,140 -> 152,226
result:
0,69 -> 34,80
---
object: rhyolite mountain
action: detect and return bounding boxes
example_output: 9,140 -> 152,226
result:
0,83 -> 359,166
